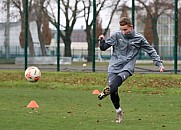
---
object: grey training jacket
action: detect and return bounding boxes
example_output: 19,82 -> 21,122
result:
100,30 -> 163,75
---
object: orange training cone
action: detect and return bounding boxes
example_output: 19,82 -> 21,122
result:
92,89 -> 100,94
27,100 -> 39,108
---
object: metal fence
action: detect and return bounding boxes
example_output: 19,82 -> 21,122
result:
0,44 -> 181,61
0,44 -> 180,73
0,45 -> 181,64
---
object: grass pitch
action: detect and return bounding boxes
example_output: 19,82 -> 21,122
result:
0,71 -> 181,130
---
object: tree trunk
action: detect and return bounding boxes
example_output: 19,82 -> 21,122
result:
36,20 -> 47,56
19,20 -> 35,57
28,29 -> 36,57
63,37 -> 71,57
144,15 -> 153,45
85,26 -> 92,62
87,36 -> 92,62
152,17 -> 159,54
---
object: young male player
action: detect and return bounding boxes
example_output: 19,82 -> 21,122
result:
98,17 -> 165,124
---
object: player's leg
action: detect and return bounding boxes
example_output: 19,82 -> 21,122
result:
108,73 -> 123,123
98,71 -> 131,123
110,70 -> 131,93
98,71 -> 130,100
110,91 -> 123,123
106,73 -> 123,123
110,91 -> 120,109
98,73 -> 122,100
97,73 -> 117,100
112,71 -> 130,123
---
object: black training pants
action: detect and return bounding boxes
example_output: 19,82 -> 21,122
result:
108,71 -> 131,109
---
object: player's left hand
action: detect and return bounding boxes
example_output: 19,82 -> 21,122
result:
159,67 -> 165,72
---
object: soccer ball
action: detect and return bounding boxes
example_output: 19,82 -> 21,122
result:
25,66 -> 41,82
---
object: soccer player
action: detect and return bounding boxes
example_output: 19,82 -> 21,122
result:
98,17 -> 165,124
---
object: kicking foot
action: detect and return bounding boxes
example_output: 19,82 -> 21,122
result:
116,111 -> 123,123
97,86 -> 110,100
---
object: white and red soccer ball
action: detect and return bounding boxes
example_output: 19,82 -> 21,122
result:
25,66 -> 41,82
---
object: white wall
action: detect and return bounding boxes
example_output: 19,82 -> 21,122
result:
0,21 -> 40,47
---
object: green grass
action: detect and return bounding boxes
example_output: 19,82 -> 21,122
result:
0,71 -> 181,130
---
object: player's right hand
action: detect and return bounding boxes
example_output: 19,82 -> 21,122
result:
98,34 -> 105,40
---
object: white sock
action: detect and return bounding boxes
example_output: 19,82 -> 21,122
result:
116,107 -> 122,113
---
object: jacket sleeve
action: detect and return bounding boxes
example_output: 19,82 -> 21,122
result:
99,39 -> 111,51
141,37 -> 164,68
99,32 -> 118,51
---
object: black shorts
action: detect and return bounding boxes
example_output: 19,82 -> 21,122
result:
108,71 -> 131,86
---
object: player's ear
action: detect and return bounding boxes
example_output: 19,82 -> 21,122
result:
129,25 -> 133,30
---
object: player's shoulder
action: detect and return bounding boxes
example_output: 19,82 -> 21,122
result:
135,31 -> 143,37
134,31 -> 145,39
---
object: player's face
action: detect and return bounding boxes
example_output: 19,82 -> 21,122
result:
120,25 -> 133,35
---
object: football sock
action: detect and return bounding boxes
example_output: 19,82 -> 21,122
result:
116,108 -> 122,113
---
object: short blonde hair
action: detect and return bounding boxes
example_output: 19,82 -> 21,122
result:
119,17 -> 132,26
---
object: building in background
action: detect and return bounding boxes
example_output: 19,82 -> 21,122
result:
0,21 -> 111,61
0,9 -> 180,61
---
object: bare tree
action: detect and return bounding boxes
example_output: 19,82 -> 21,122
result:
103,0 -> 121,35
11,0 -> 35,56
95,15 -> 103,48
3,0 -> 52,57
82,0 -> 105,62
33,0 -> 52,56
136,0 -> 173,54
42,17 -> 52,46
120,4 -> 129,18
44,0 -> 83,57
82,0 -> 121,62
144,12 -> 153,45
